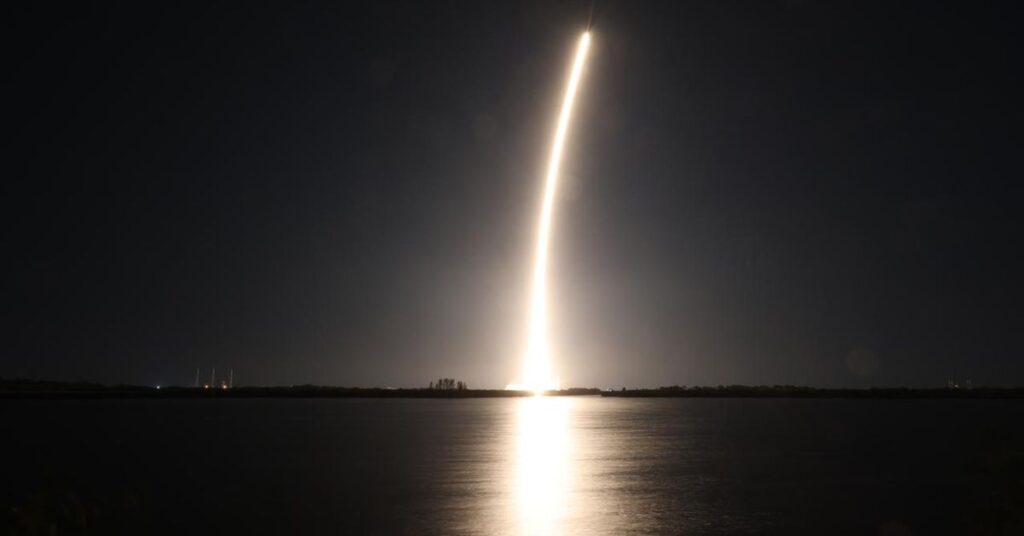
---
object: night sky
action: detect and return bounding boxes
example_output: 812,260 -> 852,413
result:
5,1 -> 1022,388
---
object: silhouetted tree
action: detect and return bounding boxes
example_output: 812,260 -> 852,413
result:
428,378 -> 467,391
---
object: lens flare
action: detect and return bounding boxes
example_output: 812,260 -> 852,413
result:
511,32 -> 591,394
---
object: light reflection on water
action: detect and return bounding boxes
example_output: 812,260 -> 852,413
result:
514,396 -> 572,536
4,398 -> 1021,535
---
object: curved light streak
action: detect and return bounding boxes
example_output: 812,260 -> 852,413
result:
519,32 -> 591,394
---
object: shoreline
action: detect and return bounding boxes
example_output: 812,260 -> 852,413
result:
0,385 -> 600,400
2,385 -> 1023,400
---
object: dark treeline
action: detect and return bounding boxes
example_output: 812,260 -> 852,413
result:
0,379 -> 600,399
429,378 -> 467,390
602,385 -> 1024,399
0,378 -> 152,392
4,379 -> 1022,399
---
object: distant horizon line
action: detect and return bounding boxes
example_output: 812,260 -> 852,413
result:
3,377 -> 1022,392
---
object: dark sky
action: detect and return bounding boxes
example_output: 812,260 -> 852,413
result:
4,1 -> 1022,388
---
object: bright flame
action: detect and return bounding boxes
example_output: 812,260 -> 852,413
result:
513,32 -> 592,395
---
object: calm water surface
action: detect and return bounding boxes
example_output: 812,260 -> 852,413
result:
4,397 -> 1023,534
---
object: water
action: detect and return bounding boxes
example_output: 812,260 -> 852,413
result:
3,397 -> 1023,534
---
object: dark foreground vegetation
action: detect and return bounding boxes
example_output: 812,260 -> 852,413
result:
0,379 -> 600,399
603,385 -> 1024,398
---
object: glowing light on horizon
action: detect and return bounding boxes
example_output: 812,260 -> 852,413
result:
511,32 -> 591,395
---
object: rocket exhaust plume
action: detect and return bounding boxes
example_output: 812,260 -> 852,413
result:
512,32 -> 591,394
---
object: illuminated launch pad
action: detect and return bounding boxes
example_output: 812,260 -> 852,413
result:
509,32 -> 592,394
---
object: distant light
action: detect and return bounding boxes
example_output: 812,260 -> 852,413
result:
204,384 -> 209,389
156,385 -> 161,390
